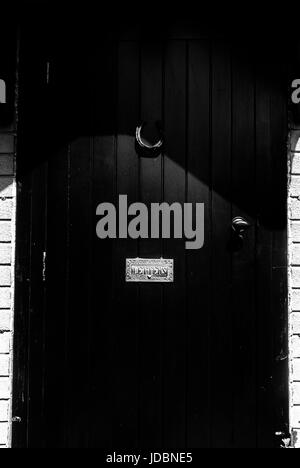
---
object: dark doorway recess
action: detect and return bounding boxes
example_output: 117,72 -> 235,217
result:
12,11 -> 289,448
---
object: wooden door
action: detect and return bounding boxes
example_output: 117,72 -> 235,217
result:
12,15 -> 289,448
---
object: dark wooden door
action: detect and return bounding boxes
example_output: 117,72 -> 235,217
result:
13,14 -> 289,448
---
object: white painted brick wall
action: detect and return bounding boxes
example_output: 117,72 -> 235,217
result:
0,134 -> 16,448
289,131 -> 300,447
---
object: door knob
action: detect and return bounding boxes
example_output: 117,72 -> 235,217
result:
232,216 -> 251,240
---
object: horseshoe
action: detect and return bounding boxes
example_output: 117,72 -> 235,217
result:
135,122 -> 163,150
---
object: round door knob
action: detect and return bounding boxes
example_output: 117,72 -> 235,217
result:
232,216 -> 251,239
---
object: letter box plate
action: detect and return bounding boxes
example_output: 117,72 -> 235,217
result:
126,258 -> 174,283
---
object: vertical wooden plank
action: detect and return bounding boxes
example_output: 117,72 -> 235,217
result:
12,173 -> 31,448
139,41 -> 163,448
163,40 -> 186,447
43,32 -> 73,447
89,38 -> 116,448
43,143 -> 69,447
65,137 -> 92,448
210,39 -> 233,447
231,45 -> 256,448
112,41 -> 140,447
27,163 -> 47,447
255,58 -> 274,448
270,65 -> 289,444
186,40 -> 211,448
61,33 -> 94,447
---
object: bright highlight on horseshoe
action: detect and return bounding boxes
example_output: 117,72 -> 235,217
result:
135,123 -> 163,150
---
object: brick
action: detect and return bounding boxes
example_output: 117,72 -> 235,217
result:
291,268 -> 300,287
291,407 -> 300,429
290,131 -> 300,152
0,178 -> 13,198
0,355 -> 9,376
293,359 -> 300,381
0,200 -> 12,220
292,289 -> 300,310
295,139 -> 300,153
290,176 -> 300,197
295,138 -> 300,153
290,198 -> 300,219
0,312 -> 10,332
291,221 -> 300,242
291,313 -> 300,334
292,244 -> 300,265
0,266 -> 11,285
0,378 -> 10,399
0,223 -> 11,243
0,423 -> 7,445
292,382 -> 300,405
291,153 -> 300,174
0,136 -> 14,154
0,333 -> 9,354
0,401 -> 8,422
0,245 -> 11,265
0,289 -> 10,309
291,335 -> 300,358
